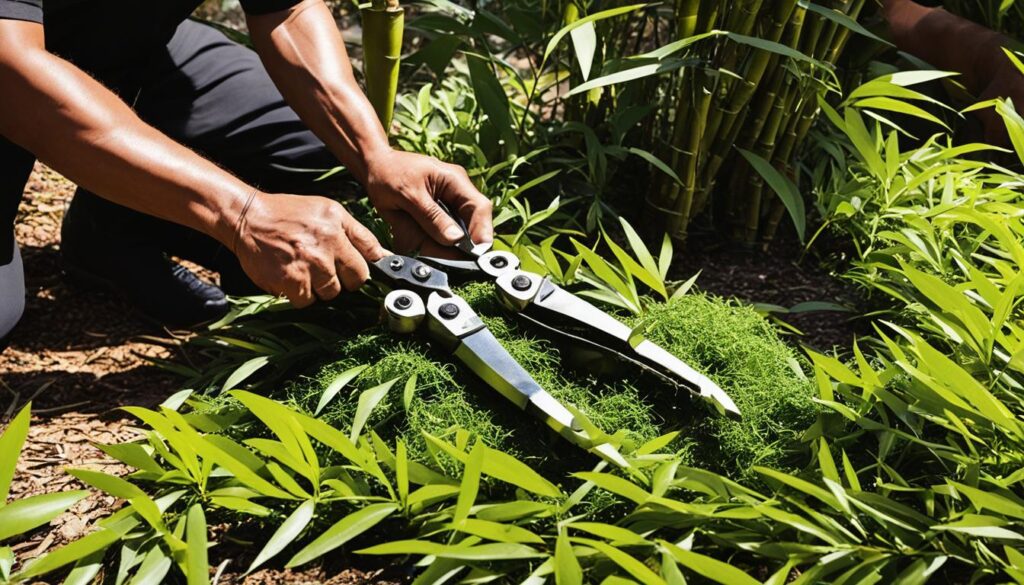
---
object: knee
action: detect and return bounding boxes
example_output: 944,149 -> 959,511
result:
0,240 -> 25,342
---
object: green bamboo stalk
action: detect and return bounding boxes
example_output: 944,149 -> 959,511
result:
668,70 -> 713,241
678,0 -> 702,39
362,0 -> 404,131
712,0 -> 796,149
699,0 -> 763,153
738,78 -> 796,242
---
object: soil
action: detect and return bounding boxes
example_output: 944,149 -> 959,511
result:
674,234 -> 868,353
0,164 -> 862,583
0,164 -> 399,584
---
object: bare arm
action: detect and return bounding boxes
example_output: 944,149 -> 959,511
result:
0,19 -> 383,306
0,20 -> 250,245
247,0 -> 493,256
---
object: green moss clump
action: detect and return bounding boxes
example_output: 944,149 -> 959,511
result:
636,294 -> 818,477
284,285 -> 814,481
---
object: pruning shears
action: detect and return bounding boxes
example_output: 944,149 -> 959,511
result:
370,210 -> 740,468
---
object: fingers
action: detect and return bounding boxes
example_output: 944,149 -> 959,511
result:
341,209 -> 386,262
334,231 -> 371,291
382,210 -> 427,254
438,164 -> 494,245
397,187 -> 466,246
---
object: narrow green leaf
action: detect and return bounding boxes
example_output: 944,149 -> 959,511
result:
555,529 -> 582,585
15,520 -> 136,580
0,404 -> 31,502
658,540 -> 758,585
455,442 -> 484,525
350,379 -> 399,442
0,490 -> 88,541
315,365 -> 368,416
738,148 -> 805,243
221,355 -> 270,393
587,541 -> 665,585
247,500 -> 315,573
185,504 -> 209,585
402,374 -> 418,411
543,4 -> 647,65
287,503 -> 399,567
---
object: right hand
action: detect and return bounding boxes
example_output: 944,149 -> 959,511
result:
233,192 -> 385,307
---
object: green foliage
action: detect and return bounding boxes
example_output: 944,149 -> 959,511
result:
398,0 -> 873,241
799,77 -> 1024,581
0,404 -> 89,583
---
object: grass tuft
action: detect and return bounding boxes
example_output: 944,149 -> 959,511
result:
284,285 -> 814,482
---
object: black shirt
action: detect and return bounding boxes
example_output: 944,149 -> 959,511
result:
0,0 -> 299,90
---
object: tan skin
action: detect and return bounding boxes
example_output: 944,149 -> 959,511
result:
0,0 -> 492,308
883,0 -> 1024,144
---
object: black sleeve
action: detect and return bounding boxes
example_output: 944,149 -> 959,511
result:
238,0 -> 302,15
0,0 -> 43,23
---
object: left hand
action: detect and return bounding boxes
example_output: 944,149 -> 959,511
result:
365,149 -> 493,257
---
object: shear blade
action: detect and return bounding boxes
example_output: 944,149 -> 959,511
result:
453,327 -> 627,466
527,281 -> 741,419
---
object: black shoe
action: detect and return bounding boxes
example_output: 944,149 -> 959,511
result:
61,195 -> 229,328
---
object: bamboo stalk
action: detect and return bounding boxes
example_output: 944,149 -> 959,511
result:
362,0 -> 404,131
668,70 -> 713,241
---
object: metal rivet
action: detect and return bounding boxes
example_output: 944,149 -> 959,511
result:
439,303 -> 460,320
389,257 -> 404,271
394,295 -> 413,310
512,275 -> 532,291
490,256 -> 508,269
412,265 -> 432,281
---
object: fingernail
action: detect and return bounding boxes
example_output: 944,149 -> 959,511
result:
444,225 -> 464,241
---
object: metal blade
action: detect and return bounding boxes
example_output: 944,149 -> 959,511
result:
453,327 -> 628,467
524,280 -> 741,419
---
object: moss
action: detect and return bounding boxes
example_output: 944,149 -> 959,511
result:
283,285 -> 814,482
635,294 -> 818,478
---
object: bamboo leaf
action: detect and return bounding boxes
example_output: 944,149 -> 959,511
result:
185,504 -> 208,585
315,365 -> 368,416
0,490 -> 88,541
350,379 -> 399,441
573,472 -> 650,504
586,540 -> 665,585
16,520 -> 136,580
569,21 -> 597,81
287,503 -> 399,567
542,4 -> 648,65
659,540 -> 759,585
0,403 -> 30,502
798,0 -> 891,46
737,148 -> 805,242
247,500 -> 315,573
555,529 -> 582,585
455,518 -> 545,544
221,355 -> 270,393
67,469 -> 166,533
454,442 -> 484,525
402,374 -> 418,411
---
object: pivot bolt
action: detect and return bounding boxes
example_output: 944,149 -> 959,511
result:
489,256 -> 508,269
389,257 -> 404,271
511,275 -> 532,291
438,303 -> 460,320
412,265 -> 432,281
393,295 -> 413,310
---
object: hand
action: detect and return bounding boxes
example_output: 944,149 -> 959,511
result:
233,192 -> 385,307
365,149 -> 493,257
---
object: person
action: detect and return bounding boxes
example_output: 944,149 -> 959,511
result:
0,0 -> 493,343
882,0 -> 1024,144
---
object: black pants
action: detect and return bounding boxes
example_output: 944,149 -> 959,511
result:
0,19 -> 344,298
